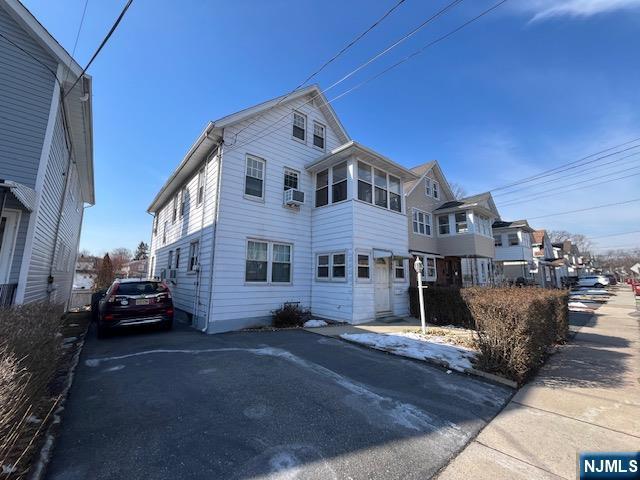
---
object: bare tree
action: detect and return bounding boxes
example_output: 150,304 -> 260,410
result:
110,247 -> 132,273
94,253 -> 115,290
548,230 -> 593,255
449,182 -> 467,200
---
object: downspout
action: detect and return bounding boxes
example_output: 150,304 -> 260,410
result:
203,134 -> 225,333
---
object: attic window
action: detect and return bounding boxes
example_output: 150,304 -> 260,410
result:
293,111 -> 306,141
313,122 -> 325,149
433,180 -> 439,199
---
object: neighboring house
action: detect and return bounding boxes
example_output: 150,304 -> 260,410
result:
531,230 -> 561,287
404,161 -> 462,287
492,219 -> 534,284
0,0 -> 94,306
147,85 -> 417,333
123,258 -> 148,278
73,255 -> 97,289
551,243 -> 570,287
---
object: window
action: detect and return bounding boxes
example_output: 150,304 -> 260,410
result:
357,254 -> 370,279
316,169 -> 329,207
425,257 -> 436,278
357,161 -> 373,203
272,244 -> 291,283
494,234 -> 503,247
175,248 -> 180,269
374,168 -> 387,208
332,253 -> 346,279
412,209 -> 431,236
394,259 -> 405,280
332,162 -> 347,203
153,215 -> 158,235
162,222 -> 167,244
172,195 -> 178,222
438,215 -> 450,235
455,212 -> 468,233
188,241 -> 199,271
292,111 -> 306,141
284,168 -> 299,191
425,178 -> 439,199
197,169 -> 205,205
246,240 -> 268,282
313,121 -> 325,149
245,155 -> 265,199
317,255 -> 329,279
508,233 -> 519,246
389,175 -> 401,212
179,188 -> 186,218
425,178 -> 432,197
167,250 -> 173,269
433,180 -> 439,199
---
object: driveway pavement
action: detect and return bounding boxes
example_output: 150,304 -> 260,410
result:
46,324 -> 511,480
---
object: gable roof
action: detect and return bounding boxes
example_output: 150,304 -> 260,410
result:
434,191 -> 500,217
148,86 -> 349,212
1,0 -> 94,204
403,160 -> 455,199
492,219 -> 534,232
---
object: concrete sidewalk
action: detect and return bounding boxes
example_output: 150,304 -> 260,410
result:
437,288 -> 640,480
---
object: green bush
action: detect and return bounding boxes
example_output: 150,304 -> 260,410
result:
272,303 -> 311,328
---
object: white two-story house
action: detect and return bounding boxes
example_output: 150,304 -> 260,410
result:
147,86 -> 417,333
492,219 -> 534,284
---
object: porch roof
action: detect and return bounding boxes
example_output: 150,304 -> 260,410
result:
0,180 -> 37,211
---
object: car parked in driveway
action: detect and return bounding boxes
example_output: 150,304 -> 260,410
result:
577,275 -> 610,288
97,279 -> 173,337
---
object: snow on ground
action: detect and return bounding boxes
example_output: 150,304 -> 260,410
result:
303,319 -> 328,328
569,301 -> 597,311
340,332 -> 477,373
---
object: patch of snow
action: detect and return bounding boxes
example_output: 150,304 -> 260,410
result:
2,465 -> 16,474
340,332 -> 477,373
26,415 -> 41,424
303,319 -> 328,328
569,301 -> 596,310
103,364 -> 125,372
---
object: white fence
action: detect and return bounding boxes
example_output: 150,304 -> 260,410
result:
69,289 -> 94,309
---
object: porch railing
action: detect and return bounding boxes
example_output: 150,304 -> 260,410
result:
0,283 -> 17,307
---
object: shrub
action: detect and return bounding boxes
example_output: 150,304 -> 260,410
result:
462,287 -> 567,384
408,286 -> 474,329
0,302 -> 64,474
272,303 -> 311,328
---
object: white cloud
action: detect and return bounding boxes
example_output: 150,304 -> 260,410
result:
513,0 -> 640,22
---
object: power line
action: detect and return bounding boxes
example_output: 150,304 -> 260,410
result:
0,31 -> 61,86
489,136 -> 640,193
526,198 -> 640,221
226,0 -> 505,154
496,167 -> 640,207
64,0 -> 133,98
590,230 -> 640,240
62,0 -> 90,86
229,0 -> 408,144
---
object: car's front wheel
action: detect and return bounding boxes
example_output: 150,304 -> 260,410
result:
594,283 -> 604,288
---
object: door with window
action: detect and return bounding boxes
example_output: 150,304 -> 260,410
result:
374,258 -> 391,313
0,210 -> 20,284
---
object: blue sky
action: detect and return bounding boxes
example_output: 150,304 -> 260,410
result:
22,0 -> 640,254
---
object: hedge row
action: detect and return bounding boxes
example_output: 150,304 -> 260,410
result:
410,286 -> 569,383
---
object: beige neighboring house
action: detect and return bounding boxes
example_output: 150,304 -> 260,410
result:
122,258 -> 148,278
531,230 -> 562,287
404,163 -> 500,287
492,219 -> 535,284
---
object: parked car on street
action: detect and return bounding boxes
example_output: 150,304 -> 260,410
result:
577,275 -> 610,288
604,274 -> 617,286
97,279 -> 173,337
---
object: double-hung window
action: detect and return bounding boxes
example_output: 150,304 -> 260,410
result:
394,259 -> 405,280
438,215 -> 450,235
508,233 -> 519,246
245,155 -> 265,199
245,240 -> 293,283
357,161 -> 373,203
357,253 -> 370,279
197,169 -> 205,205
172,195 -> 178,222
425,178 -> 432,197
153,215 -> 158,235
389,175 -> 401,212
494,234 -> 503,247
272,244 -> 292,283
292,111 -> 306,141
316,252 -> 346,281
246,240 -> 268,282
412,209 -> 431,236
179,188 -> 186,218
167,250 -> 173,269
316,169 -> 329,207
374,168 -> 387,208
332,162 -> 347,203
425,257 -> 436,278
455,212 -> 468,233
313,121 -> 325,149
188,241 -> 199,271
284,168 -> 299,191
162,222 -> 168,244
175,248 -> 181,269
433,180 -> 439,199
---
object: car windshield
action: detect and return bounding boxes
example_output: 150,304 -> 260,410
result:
116,282 -> 167,296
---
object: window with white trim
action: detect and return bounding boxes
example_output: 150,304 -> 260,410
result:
374,168 -> 387,208
357,253 -> 370,279
494,234 -> 503,247
162,221 -> 167,244
188,241 -> 199,271
332,162 -> 347,203
153,215 -> 158,235
508,233 -> 519,246
438,215 -> 450,235
175,248 -> 180,269
433,180 -> 439,199
316,169 -> 329,207
455,212 -> 468,233
197,169 -> 205,205
412,209 -> 431,236
246,240 -> 268,282
172,195 -> 178,222
272,243 -> 292,283
292,111 -> 306,141
389,175 -> 401,212
245,240 -> 293,283
179,187 -> 186,218
425,256 -> 436,278
316,252 -> 346,281
245,155 -> 265,199
284,168 -> 299,191
357,162 -> 403,212
313,121 -> 325,149
394,259 -> 405,280
425,178 -> 432,197
167,250 -> 173,269
357,161 -> 373,203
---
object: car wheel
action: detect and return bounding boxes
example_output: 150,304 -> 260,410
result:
594,283 -> 604,288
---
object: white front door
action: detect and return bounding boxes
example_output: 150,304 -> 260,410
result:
0,210 -> 20,284
374,258 -> 391,314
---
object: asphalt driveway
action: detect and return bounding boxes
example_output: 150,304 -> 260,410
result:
46,324 -> 512,480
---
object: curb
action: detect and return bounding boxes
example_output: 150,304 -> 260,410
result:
28,323 -> 89,480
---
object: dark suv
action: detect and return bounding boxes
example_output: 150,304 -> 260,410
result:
97,279 -> 173,338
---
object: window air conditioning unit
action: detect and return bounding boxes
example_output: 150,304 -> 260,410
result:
284,188 -> 305,206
